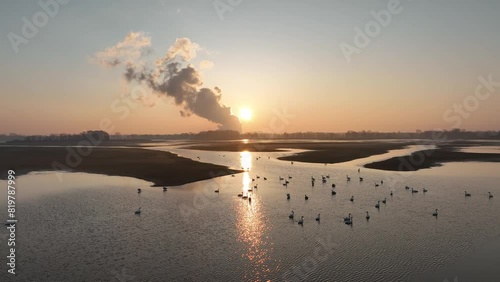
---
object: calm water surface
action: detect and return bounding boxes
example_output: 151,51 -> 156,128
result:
1,146 -> 499,281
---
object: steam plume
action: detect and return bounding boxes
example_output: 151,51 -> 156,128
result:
93,32 -> 241,131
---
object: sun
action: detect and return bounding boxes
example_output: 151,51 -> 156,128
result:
239,107 -> 253,121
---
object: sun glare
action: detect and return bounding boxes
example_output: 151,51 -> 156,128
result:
239,107 -> 253,121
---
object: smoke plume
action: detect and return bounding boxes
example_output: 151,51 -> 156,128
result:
93,32 -> 241,131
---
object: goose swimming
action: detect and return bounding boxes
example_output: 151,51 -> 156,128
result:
134,207 -> 141,214
366,211 -> 370,220
465,191 -> 471,197
289,211 -> 294,219
305,195 -> 309,200
488,192 -> 493,198
316,214 -> 321,221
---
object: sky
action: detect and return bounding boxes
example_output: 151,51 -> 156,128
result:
1,0 -> 499,135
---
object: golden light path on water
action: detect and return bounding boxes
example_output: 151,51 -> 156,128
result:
236,151 -> 275,280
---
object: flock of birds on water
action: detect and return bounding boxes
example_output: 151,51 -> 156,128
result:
133,165 -> 495,223
232,169 -> 495,226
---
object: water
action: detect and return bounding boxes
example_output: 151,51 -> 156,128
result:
458,146 -> 500,154
1,146 -> 499,281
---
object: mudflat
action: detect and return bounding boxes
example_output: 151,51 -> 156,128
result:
364,147 -> 500,171
0,146 -> 241,186
183,140 -> 411,163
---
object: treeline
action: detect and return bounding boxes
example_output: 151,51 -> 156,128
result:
8,130 -> 110,143
243,129 -> 500,140
112,129 -> 500,140
5,129 -> 500,143
0,134 -> 23,142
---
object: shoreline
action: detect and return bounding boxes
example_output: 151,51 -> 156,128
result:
364,146 -> 500,171
182,140 -> 413,163
0,147 -> 242,186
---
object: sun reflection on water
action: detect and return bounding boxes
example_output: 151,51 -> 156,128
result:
240,151 -> 252,171
235,151 -> 274,280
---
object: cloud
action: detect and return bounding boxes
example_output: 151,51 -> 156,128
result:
93,33 -> 241,132
199,60 -> 214,70
92,31 -> 151,67
161,37 -> 199,62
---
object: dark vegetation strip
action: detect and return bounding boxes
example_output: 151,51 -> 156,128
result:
0,147 -> 241,186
